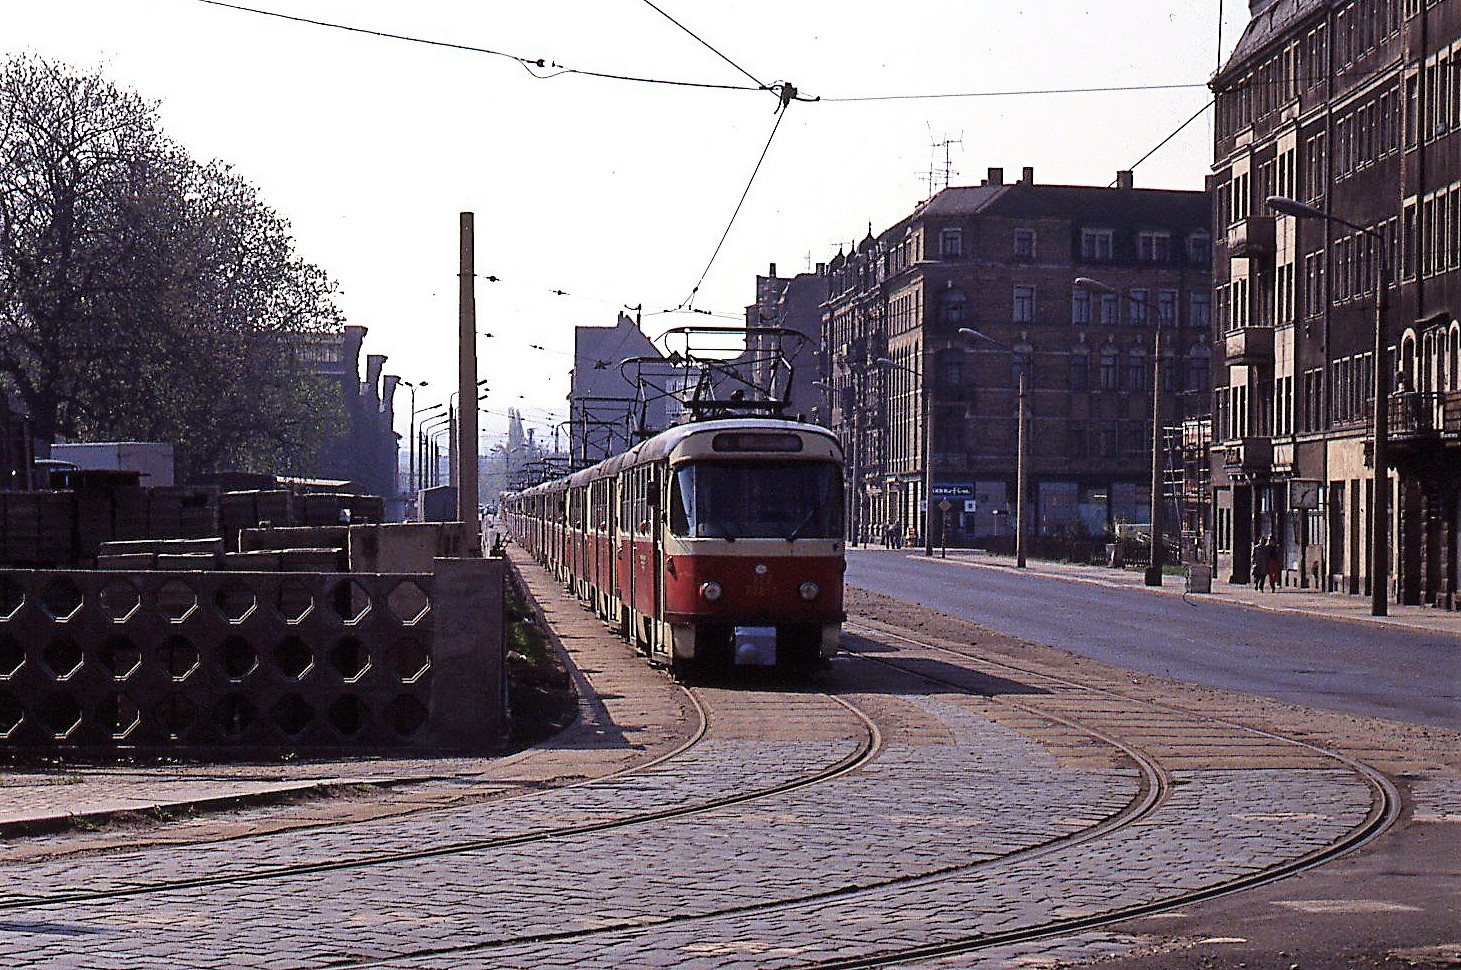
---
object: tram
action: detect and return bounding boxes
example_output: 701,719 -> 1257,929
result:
502,417 -> 844,674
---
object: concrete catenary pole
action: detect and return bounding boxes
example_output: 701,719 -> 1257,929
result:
458,213 -> 481,553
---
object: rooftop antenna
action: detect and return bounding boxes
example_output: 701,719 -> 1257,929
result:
929,131 -> 964,191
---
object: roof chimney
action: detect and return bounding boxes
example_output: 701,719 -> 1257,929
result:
987,167 -> 1004,186
1116,170 -> 1135,190
769,262 -> 777,277
1021,166 -> 1035,184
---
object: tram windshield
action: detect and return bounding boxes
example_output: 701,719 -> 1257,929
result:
670,461 -> 844,540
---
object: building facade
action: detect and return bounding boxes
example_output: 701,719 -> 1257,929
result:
744,263 -> 831,422
823,168 -> 1211,550
567,312 -> 679,468
1210,0 -> 1461,605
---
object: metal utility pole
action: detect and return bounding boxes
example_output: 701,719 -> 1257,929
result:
458,212 -> 480,552
1146,327 -> 1165,587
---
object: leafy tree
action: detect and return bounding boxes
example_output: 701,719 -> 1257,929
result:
0,55 -> 344,480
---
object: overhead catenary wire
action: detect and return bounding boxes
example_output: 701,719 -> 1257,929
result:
190,0 -> 766,93
1117,98 -> 1216,182
637,0 -> 769,92
676,100 -> 791,311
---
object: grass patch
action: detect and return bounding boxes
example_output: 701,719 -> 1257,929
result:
504,577 -> 577,748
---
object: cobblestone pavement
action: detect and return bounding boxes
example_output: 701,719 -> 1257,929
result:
0,554 -> 1398,969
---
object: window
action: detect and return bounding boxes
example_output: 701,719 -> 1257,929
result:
1158,290 -> 1178,327
939,288 -> 967,325
1188,232 -> 1212,264
1070,347 -> 1090,391
1012,343 -> 1034,383
1014,228 -> 1036,259
1100,293 -> 1120,325
1013,286 -> 1035,323
670,462 -> 844,539
1128,347 -> 1149,392
1099,347 -> 1120,390
1129,289 -> 1149,326
940,357 -> 963,389
1187,345 -> 1212,393
1081,228 -> 1114,261
940,228 -> 963,258
1072,287 -> 1092,325
1069,422 -> 1088,457
1190,291 -> 1212,329
1138,231 -> 1172,262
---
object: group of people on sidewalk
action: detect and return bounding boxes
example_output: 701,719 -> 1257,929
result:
1251,535 -> 1282,591
881,521 -> 915,548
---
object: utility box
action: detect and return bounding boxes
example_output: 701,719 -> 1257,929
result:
1186,564 -> 1213,593
51,442 -> 175,486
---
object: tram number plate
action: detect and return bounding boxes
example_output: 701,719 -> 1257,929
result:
733,626 -> 778,666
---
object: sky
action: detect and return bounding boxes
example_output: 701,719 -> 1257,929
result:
5,0 -> 1252,448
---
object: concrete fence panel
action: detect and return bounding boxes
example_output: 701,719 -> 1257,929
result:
0,563 -> 503,757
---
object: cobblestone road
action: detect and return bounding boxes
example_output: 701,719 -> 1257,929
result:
0,562 -> 1391,969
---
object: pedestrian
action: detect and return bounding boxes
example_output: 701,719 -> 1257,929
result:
1266,536 -> 1281,591
882,521 -> 894,548
904,525 -> 917,549
1251,538 -> 1268,592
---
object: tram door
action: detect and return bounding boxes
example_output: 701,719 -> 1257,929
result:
650,464 -> 664,656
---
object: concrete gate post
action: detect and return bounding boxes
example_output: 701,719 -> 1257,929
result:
428,557 -> 505,749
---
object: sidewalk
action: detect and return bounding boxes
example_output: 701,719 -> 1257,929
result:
917,547 -> 1461,639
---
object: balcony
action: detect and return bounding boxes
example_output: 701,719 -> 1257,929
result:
1388,391 -> 1444,438
1223,325 -> 1275,364
1221,436 -> 1273,475
1226,215 -> 1276,259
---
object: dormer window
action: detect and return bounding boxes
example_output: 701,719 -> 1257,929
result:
1137,231 -> 1171,262
1080,228 -> 1113,261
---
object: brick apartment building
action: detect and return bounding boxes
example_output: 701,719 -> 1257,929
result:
1210,0 -> 1461,606
822,168 -> 1210,549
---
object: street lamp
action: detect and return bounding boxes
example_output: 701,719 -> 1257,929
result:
1075,277 -> 1167,587
957,328 -> 1028,568
404,381 -> 439,499
420,412 -> 452,489
1266,194 -> 1390,616
875,355 -> 937,556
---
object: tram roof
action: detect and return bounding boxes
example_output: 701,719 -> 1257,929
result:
511,418 -> 840,499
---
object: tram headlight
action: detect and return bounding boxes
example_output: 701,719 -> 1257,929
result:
700,581 -> 723,602
798,581 -> 820,601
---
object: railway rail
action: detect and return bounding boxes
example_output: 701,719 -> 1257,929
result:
0,590 -> 1402,969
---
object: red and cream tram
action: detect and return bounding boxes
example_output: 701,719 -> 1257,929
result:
503,418 -> 844,673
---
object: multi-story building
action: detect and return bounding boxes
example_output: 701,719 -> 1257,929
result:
305,324 -> 399,506
1210,0 -> 1461,606
744,263 -> 831,422
823,167 -> 1211,550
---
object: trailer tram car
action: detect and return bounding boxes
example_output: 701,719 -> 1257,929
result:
504,418 -> 845,674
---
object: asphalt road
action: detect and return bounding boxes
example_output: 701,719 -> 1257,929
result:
847,548 -> 1461,730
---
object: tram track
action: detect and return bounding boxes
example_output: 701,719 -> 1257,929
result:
796,617 -> 1404,969
0,613 -> 1403,970
305,617 -> 1398,970
0,687 -> 877,911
